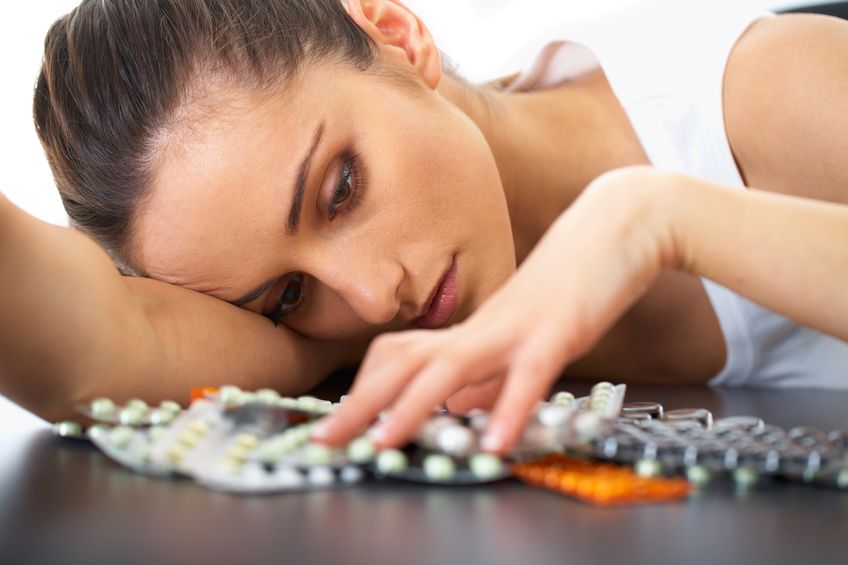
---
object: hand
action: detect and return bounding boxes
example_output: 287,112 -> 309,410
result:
312,166 -> 676,452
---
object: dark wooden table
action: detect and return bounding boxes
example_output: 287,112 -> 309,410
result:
2,379 -> 847,565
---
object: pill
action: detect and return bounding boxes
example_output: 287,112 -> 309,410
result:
550,392 -> 575,406
125,399 -> 148,412
234,433 -> 260,449
302,444 -> 334,466
149,409 -> 174,426
347,437 -> 377,463
469,453 -> 504,480
53,421 -> 82,438
118,406 -> 145,426
423,454 -> 457,481
340,466 -> 364,484
686,465 -> 711,486
307,466 -> 335,486
109,426 -> 134,449
218,385 -> 243,404
733,467 -> 759,489
634,459 -> 662,478
90,398 -> 116,418
256,389 -> 280,404
159,400 -> 182,414
436,425 -> 474,457
537,405 -> 571,428
376,449 -> 408,474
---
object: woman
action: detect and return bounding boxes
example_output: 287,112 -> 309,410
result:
2,0 -> 847,452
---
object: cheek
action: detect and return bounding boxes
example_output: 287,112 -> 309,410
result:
285,283 -> 382,340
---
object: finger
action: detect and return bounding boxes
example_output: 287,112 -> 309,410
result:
445,374 -> 505,413
373,339 -> 508,447
312,336 -> 437,445
482,330 -> 570,454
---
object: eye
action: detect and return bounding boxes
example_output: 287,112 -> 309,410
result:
328,153 -> 365,220
267,273 -> 305,326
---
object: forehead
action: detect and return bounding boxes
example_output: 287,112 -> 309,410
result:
136,73 -> 329,291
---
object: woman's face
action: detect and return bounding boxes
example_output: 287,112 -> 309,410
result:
136,63 -> 516,340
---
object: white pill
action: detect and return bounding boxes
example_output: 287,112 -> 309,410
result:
53,421 -> 82,438
635,459 -> 662,478
302,444 -> 334,466
256,389 -> 280,404
273,467 -> 305,488
159,400 -> 182,414
118,407 -> 145,426
307,466 -> 336,486
537,405 -> 571,428
436,425 -> 474,456
125,399 -> 148,412
149,409 -> 174,426
340,466 -> 364,484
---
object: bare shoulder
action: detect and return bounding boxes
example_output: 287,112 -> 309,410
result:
724,13 -> 848,203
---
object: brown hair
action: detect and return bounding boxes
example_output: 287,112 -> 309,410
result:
33,0 -> 377,274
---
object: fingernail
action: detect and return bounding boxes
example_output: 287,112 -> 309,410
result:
310,418 -> 333,440
368,422 -> 390,446
481,433 -> 504,454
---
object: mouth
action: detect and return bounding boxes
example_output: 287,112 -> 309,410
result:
412,254 -> 459,330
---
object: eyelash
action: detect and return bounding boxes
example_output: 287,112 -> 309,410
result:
266,152 -> 367,326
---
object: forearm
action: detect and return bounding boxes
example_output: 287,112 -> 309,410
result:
0,197 -> 168,418
664,174 -> 848,341
0,197 -> 357,421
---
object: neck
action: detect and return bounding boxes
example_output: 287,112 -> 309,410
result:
437,71 -> 648,263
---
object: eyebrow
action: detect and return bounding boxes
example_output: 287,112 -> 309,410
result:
286,121 -> 325,236
226,120 -> 325,308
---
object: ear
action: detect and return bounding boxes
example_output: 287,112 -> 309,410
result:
344,0 -> 442,90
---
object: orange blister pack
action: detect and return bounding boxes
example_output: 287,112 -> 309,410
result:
512,454 -> 691,506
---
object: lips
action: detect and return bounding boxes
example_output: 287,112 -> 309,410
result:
413,255 -> 459,330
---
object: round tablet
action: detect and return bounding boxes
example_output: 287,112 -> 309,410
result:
118,406 -> 145,426
436,425 -> 475,457
347,437 -> 377,463
550,392 -> 575,406
375,449 -> 408,474
302,444 -> 334,466
125,399 -> 148,412
159,400 -> 182,414
686,464 -> 711,486
90,398 -> 116,419
340,465 -> 364,484
469,453 -> 504,481
307,466 -> 336,486
218,385 -> 243,404
109,426 -> 134,449
634,458 -> 662,478
149,409 -> 174,426
423,454 -> 457,481
87,424 -> 110,440
732,467 -> 759,489
256,389 -> 281,404
53,421 -> 82,438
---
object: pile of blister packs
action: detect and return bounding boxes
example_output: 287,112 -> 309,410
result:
52,382 -> 848,504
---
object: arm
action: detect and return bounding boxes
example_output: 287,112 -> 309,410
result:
0,195 -> 363,421
668,175 -> 848,342
312,167 -> 848,451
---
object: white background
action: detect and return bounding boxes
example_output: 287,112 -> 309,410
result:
0,0 -> 826,426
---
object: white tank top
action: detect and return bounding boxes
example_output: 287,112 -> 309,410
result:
504,0 -> 848,389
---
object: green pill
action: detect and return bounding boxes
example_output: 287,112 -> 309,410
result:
90,398 -> 116,419
347,437 -> 376,463
109,426 -> 135,449
218,385 -> 242,404
118,406 -> 145,426
634,459 -> 662,478
423,454 -> 456,481
469,453 -> 504,481
125,399 -> 148,412
376,449 -> 408,475
159,400 -> 182,414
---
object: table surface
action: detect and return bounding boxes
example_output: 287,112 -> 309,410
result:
2,378 -> 847,565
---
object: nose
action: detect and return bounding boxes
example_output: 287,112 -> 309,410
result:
309,245 -> 405,326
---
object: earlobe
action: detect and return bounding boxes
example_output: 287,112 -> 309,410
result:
343,0 -> 442,90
